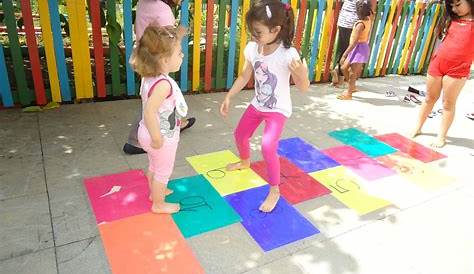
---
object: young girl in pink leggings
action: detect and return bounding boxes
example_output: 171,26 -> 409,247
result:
220,0 -> 310,212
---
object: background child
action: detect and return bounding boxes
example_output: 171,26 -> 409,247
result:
130,25 -> 187,214
411,0 -> 473,147
220,0 -> 310,212
123,0 -> 196,155
331,0 -> 359,86
337,0 -> 373,100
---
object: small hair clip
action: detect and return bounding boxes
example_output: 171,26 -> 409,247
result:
265,5 -> 272,19
284,3 -> 291,10
163,29 -> 175,38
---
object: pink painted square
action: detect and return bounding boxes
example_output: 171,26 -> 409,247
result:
84,170 -> 152,224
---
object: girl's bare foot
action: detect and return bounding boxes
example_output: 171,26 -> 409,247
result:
226,160 -> 250,171
337,92 -> 352,100
431,137 -> 446,148
410,129 -> 422,139
151,202 -> 180,214
149,188 -> 173,201
259,186 -> 280,213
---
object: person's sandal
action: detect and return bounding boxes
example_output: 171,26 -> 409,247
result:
180,117 -> 196,132
466,113 -> 474,120
123,143 -> 146,155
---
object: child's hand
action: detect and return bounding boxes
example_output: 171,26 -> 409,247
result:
289,58 -> 308,77
220,97 -> 231,117
151,136 -> 163,149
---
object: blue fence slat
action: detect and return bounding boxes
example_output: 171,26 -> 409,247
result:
308,0 -> 325,81
226,0 -> 239,88
48,0 -> 72,101
391,0 -> 415,74
368,0 -> 392,76
180,0 -> 190,92
123,0 -> 135,95
0,45 -> 14,107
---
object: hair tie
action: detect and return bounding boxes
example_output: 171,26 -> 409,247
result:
284,3 -> 291,10
265,5 -> 272,19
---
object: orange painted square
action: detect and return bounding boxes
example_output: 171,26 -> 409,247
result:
99,213 -> 204,274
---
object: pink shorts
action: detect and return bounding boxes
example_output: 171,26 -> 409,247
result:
428,54 -> 471,79
138,125 -> 178,184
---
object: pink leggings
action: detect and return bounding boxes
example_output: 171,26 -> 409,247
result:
234,105 -> 287,186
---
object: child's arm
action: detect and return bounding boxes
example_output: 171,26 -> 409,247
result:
144,81 -> 172,149
289,58 -> 310,92
340,22 -> 365,64
220,60 -> 253,116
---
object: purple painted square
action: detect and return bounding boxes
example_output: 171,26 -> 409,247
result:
278,137 -> 340,172
225,185 -> 320,251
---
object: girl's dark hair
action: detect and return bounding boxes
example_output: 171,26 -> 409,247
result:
444,0 -> 474,19
356,0 -> 373,20
246,0 -> 295,48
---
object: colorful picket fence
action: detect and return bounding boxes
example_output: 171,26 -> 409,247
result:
0,0 -> 444,108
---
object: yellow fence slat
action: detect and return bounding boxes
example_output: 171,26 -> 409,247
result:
192,0 -> 202,90
375,0 -> 398,76
38,0 -> 61,102
66,0 -> 93,99
238,0 -> 250,73
315,0 -> 333,82
398,1 -> 421,74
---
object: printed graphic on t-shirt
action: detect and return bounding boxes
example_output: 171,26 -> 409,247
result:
159,108 -> 178,138
254,61 -> 278,109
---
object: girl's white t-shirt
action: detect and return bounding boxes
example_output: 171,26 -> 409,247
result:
244,41 -> 300,118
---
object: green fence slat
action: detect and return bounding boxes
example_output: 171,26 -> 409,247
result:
362,0 -> 385,77
215,0 -> 227,89
302,0 -> 317,59
107,0 -> 121,96
3,0 -> 32,105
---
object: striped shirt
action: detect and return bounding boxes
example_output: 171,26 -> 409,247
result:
337,0 -> 359,29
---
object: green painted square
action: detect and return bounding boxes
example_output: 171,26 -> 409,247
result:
166,175 -> 242,238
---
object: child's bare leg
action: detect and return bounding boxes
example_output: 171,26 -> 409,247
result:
347,63 -> 362,93
432,76 -> 466,147
147,170 -> 172,201
150,178 -> 180,214
259,186 -> 280,212
411,75 -> 443,138
226,158 -> 251,171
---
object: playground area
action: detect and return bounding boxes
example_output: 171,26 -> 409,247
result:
1,74 -> 473,274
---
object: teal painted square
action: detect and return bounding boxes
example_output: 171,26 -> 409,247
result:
329,128 -> 397,158
166,175 -> 242,238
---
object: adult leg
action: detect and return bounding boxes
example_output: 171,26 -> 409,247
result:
332,27 -> 352,84
123,105 -> 146,154
411,74 -> 443,138
432,76 -> 467,147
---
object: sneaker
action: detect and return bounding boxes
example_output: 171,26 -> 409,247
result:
385,90 -> 397,97
123,143 -> 146,155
